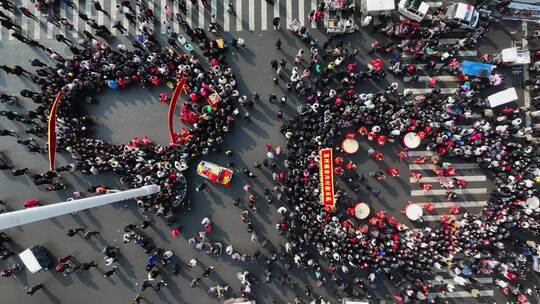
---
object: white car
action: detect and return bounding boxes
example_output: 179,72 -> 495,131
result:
398,0 -> 430,22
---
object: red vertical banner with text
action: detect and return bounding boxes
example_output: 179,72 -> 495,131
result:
168,78 -> 187,143
319,148 -> 335,209
48,91 -> 64,171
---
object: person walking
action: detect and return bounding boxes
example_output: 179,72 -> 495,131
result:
92,1 -> 109,17
273,17 -> 280,30
275,38 -> 281,50
227,1 -> 236,15
67,227 -> 85,237
113,21 -> 127,34
82,230 -> 100,239
154,280 -> 167,291
103,266 -> 118,277
25,284 -> 44,295
80,260 -> 98,271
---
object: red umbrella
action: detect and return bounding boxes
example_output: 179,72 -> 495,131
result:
371,58 -> 383,71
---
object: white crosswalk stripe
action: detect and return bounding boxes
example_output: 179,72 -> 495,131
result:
404,75 -> 459,82
411,176 -> 487,183
261,0 -> 267,31
420,201 -> 488,208
224,0 -> 230,32
249,0 -> 255,31
402,50 -> 477,58
431,277 -> 493,285
409,88 -> 457,95
411,188 -> 487,196
409,163 -> 480,170
428,290 -> 494,298
310,0 -> 317,28
0,0 -> 348,40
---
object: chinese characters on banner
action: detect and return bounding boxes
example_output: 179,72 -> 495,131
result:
319,148 -> 335,209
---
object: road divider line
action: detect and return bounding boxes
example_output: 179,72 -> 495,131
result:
411,188 -> 487,196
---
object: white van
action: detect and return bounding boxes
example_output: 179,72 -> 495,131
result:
445,3 -> 480,29
398,0 -> 430,22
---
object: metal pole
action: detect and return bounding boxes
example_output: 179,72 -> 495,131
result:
0,185 -> 161,230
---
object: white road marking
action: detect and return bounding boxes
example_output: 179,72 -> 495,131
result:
173,1 -> 180,33
413,176 -> 487,183
409,163 -> 480,170
274,0 -> 280,29
85,0 -> 92,33
286,0 -> 292,24
423,214 -> 460,221
135,1 -> 141,35
428,290 -> 494,298
249,0 -> 255,31
420,201 -> 488,208
199,0 -> 205,29
409,88 -> 457,95
186,1 -> 193,27
236,0 -> 242,31
261,0 -> 267,31
411,188 -> 487,196
310,0 -> 317,28
403,50 -> 477,58
430,277 -> 493,285
97,0 -> 104,25
21,0 -> 29,37
110,0 -> 117,35
223,0 -> 229,32
298,0 -> 304,25
407,150 -> 436,157
404,75 -> 459,82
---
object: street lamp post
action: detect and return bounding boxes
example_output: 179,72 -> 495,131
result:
0,185 -> 161,230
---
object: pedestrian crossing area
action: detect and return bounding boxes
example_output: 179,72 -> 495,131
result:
399,33 -> 480,96
427,269 -> 494,301
406,151 -> 491,222
0,0 -> 322,41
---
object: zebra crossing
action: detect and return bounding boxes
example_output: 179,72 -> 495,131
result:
407,151 -> 490,222
400,33 -> 479,96
0,0 -> 321,41
427,269 -> 494,301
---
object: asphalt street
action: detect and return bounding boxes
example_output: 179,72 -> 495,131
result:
0,1 -> 537,304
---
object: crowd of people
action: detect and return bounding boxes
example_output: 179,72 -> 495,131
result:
0,0 -> 539,303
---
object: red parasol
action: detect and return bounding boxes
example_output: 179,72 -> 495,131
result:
371,59 -> 383,71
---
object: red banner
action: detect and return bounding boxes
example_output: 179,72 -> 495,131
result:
319,148 -> 335,208
48,91 -> 64,171
168,78 -> 187,143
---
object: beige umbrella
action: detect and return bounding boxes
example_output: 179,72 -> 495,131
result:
355,203 -> 370,219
